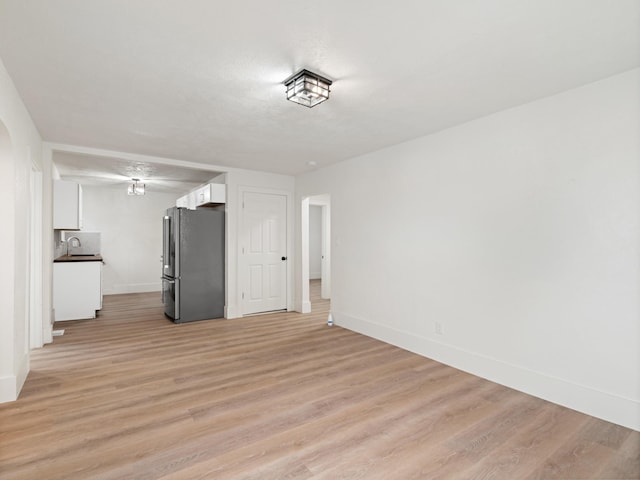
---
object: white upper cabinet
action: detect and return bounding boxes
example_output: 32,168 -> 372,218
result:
177,183 -> 225,209
176,194 -> 189,209
53,180 -> 83,230
195,183 -> 225,207
176,191 -> 197,209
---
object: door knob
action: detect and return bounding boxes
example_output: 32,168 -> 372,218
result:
281,256 -> 287,261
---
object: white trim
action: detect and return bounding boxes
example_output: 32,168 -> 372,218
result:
319,202 -> 330,299
42,144 -> 53,345
336,311 -> 640,431
299,197 -> 310,313
301,300 -> 311,314
29,164 -> 44,349
0,353 -> 29,403
299,194 -> 331,313
0,375 -> 17,403
16,353 -> 29,398
224,304 -> 240,319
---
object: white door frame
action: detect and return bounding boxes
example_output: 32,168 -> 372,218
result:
238,186 -> 293,316
29,163 -> 44,349
319,202 -> 331,299
300,194 -> 331,312
300,197 -> 311,313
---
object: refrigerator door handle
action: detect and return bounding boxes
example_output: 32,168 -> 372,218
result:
163,215 -> 171,271
175,277 -> 180,321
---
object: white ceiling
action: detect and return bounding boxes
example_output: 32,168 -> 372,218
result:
0,0 -> 638,183
52,151 -> 221,194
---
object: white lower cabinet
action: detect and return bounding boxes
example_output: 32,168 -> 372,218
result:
53,261 -> 102,321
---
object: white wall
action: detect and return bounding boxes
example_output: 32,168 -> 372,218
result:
309,205 -> 322,279
295,69 -> 640,430
81,185 -> 178,294
0,58 -> 50,403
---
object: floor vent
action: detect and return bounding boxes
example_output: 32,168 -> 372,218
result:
52,329 -> 65,336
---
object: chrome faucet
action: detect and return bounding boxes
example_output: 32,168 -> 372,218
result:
66,236 -> 82,256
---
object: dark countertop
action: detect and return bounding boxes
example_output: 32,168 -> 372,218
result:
54,254 -> 103,263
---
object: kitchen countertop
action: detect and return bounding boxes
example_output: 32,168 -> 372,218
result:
54,254 -> 103,263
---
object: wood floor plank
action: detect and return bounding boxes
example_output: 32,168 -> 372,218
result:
525,417 -> 638,480
0,280 -> 637,479
595,431 -> 640,479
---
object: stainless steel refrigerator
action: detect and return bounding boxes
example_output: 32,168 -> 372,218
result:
161,207 -> 225,323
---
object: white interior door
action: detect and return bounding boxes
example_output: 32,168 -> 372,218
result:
241,192 -> 287,315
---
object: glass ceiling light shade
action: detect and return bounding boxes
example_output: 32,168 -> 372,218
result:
284,69 -> 332,108
127,178 -> 145,195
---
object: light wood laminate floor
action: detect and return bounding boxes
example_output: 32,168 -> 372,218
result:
0,280 -> 637,479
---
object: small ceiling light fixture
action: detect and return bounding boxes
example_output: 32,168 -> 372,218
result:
284,69 -> 332,108
127,178 -> 145,196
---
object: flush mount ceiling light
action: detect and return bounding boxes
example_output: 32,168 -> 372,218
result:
127,178 -> 145,195
284,69 -> 332,108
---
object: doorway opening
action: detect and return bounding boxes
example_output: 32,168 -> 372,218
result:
301,194 -> 330,313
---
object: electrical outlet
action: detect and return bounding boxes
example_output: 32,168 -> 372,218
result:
435,321 -> 443,335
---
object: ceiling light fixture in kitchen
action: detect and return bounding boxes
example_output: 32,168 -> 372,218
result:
284,69 -> 332,108
127,178 -> 145,195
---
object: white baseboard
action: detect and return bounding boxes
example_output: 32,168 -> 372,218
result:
309,272 -> 321,280
225,304 -> 239,319
16,353 -> 29,397
301,300 -> 312,314
43,312 -> 53,344
0,353 -> 29,404
0,375 -> 17,403
336,311 -> 640,431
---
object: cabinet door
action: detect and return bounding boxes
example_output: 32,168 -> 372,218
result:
53,261 -> 101,321
176,195 -> 189,208
195,184 -> 226,207
195,185 -> 210,206
53,180 -> 82,229
187,191 -> 197,209
208,184 -> 226,203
